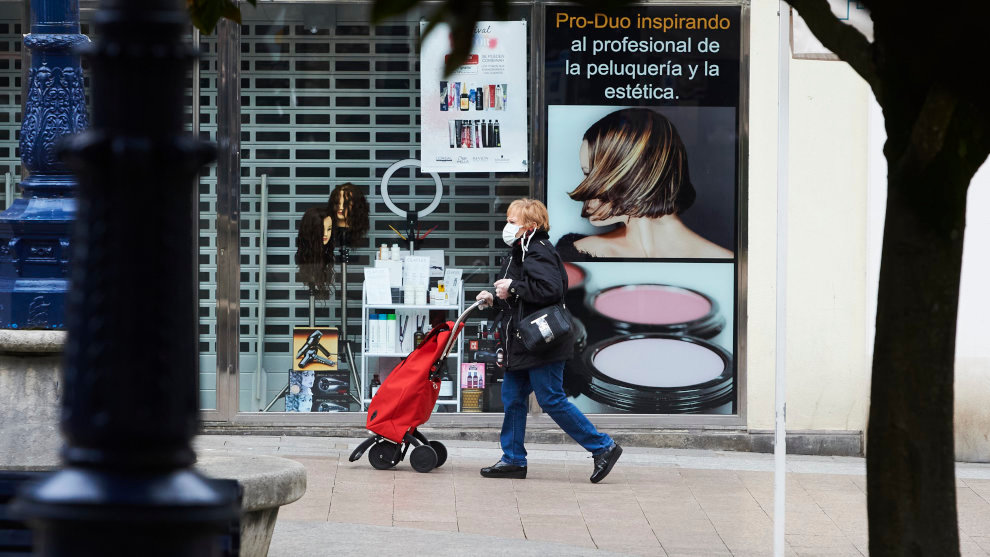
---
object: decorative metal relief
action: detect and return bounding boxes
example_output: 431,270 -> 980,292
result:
28,243 -> 57,260
20,64 -> 89,174
27,295 -> 52,329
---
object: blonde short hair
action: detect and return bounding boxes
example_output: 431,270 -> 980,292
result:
507,198 -> 550,231
568,108 -> 695,220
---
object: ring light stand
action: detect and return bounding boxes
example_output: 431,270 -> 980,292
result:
335,227 -> 362,409
379,159 -> 443,253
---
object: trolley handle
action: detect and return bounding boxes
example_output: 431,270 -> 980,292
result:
440,300 -> 484,359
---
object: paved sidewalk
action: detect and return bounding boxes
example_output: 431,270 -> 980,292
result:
194,435 -> 990,556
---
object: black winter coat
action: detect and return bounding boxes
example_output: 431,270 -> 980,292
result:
486,230 -> 573,371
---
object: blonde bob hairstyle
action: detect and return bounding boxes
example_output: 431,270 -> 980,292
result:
568,108 -> 696,220
507,198 -> 551,232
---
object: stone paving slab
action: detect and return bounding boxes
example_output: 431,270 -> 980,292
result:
196,434 -> 990,556
270,520 -> 632,556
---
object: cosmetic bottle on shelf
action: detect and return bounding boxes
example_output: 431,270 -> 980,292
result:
370,374 -> 381,397
440,367 -> 454,397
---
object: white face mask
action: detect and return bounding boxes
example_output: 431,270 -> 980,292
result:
502,222 -> 522,246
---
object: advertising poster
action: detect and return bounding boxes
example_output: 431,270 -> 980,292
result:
291,327 -> 338,372
544,5 -> 744,415
420,21 -> 528,172
288,327 -> 351,413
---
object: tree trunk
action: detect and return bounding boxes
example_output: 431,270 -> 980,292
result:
867,125 -> 971,555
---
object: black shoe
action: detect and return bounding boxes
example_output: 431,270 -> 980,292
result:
480,460 -> 527,479
590,443 -> 622,483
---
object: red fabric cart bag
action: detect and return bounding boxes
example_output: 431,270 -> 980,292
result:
366,321 -> 462,443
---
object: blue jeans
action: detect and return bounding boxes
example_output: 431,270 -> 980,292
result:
499,360 -> 614,466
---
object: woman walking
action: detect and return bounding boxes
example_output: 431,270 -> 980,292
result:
476,198 -> 622,483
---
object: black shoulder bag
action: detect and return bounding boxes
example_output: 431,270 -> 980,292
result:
514,242 -> 573,352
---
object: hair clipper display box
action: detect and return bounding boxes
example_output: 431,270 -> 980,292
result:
311,395 -> 354,413
291,327 -> 338,371
312,370 -> 350,397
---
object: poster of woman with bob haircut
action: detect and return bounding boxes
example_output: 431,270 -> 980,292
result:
547,106 -> 736,262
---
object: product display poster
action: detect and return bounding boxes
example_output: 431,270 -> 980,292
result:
363,267 -> 392,305
544,5 -> 744,415
291,327 -> 339,372
420,20 -> 528,172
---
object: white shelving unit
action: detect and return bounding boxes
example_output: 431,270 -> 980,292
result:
360,282 -> 465,411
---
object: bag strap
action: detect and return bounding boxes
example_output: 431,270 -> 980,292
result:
541,240 -> 568,307
515,242 -> 568,324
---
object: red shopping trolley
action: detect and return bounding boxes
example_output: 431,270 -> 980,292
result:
348,301 -> 482,472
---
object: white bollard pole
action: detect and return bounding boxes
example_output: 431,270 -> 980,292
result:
774,3 -> 791,557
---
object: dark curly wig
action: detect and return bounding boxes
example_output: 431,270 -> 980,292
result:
295,206 -> 335,299
328,182 -> 370,241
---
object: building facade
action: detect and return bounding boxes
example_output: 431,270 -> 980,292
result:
2,0 -> 988,457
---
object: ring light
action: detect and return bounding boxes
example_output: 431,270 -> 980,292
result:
379,159 -> 443,218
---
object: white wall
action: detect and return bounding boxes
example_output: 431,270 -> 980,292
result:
864,84 -> 990,462
783,58 -> 871,431
955,167 -> 990,461
744,0 -> 783,431
746,0 -> 873,433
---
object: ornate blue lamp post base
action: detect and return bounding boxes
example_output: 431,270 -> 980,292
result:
0,0 -> 88,329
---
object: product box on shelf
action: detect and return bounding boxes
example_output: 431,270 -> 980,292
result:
483,380 -> 504,413
467,337 -> 501,368
395,309 -> 429,353
312,370 -> 349,398
291,327 -> 338,372
286,369 -> 315,412
311,395 -> 355,413
460,362 -> 485,389
367,311 -> 405,354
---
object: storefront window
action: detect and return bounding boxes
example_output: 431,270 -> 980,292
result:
197,28 -> 220,411
0,3 -> 22,209
232,3 -> 534,415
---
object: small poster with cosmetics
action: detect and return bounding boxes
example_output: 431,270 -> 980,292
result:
420,20 -> 528,172
291,327 -> 338,372
460,362 -> 486,389
285,370 -> 314,412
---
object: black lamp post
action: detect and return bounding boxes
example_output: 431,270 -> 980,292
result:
13,0 -> 238,554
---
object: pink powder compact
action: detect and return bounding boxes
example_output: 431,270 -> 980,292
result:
580,333 -> 734,413
586,284 -> 724,339
563,263 -> 588,319
563,262 -> 585,289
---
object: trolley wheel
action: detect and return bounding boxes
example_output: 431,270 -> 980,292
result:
409,445 -> 438,473
411,429 -> 429,445
369,441 -> 400,470
429,440 -> 448,468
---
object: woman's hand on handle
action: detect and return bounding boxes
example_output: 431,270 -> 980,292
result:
476,290 -> 494,308
494,278 -> 513,300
